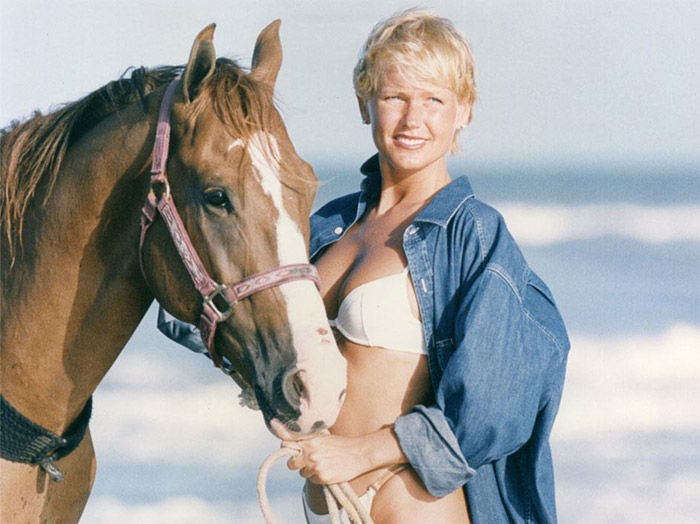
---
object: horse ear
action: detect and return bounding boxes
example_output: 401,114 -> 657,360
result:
182,23 -> 217,103
250,20 -> 282,87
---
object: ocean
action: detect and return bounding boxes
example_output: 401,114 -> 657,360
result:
81,161 -> 700,523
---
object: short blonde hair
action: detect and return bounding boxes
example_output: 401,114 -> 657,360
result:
353,8 -> 478,115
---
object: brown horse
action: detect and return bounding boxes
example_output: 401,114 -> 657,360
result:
0,22 -> 346,523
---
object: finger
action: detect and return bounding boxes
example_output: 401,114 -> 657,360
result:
281,441 -> 303,452
299,466 -> 315,479
286,456 -> 300,471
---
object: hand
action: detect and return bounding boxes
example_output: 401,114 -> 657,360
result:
282,433 -> 372,485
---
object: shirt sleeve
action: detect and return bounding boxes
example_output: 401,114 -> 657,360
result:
394,267 -> 567,498
156,306 -> 209,355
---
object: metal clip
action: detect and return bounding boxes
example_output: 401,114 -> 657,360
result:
39,455 -> 65,482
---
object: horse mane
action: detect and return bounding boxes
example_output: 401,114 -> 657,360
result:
0,58 -> 273,264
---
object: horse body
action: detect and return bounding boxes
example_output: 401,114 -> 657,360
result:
0,62 -> 162,524
1,22 -> 346,523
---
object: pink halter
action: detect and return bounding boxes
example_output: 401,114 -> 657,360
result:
139,79 -> 321,369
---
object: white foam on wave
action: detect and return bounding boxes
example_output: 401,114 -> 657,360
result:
554,323 -> 700,440
81,494 -> 305,524
553,324 -> 700,522
494,202 -> 700,246
92,382 -> 277,465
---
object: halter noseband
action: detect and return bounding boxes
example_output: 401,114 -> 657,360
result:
139,78 -> 321,372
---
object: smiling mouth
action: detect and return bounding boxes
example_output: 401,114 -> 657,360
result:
394,135 -> 428,148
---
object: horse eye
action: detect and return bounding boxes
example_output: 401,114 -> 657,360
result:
204,188 -> 230,208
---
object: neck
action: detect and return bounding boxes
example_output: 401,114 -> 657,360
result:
0,96 -> 160,434
376,155 -> 451,215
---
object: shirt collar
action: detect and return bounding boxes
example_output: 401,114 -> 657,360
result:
359,154 -> 475,229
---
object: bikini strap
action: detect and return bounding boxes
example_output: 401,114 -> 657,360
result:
368,463 -> 411,493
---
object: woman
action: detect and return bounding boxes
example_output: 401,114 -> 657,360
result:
276,9 -> 569,524
161,9 -> 569,524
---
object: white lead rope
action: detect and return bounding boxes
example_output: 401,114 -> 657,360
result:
256,446 -> 374,524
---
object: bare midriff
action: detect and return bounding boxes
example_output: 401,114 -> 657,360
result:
305,336 -> 434,512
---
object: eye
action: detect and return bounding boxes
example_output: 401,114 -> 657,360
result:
204,188 -> 231,209
429,97 -> 444,104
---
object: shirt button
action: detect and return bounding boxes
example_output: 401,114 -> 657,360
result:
334,227 -> 343,235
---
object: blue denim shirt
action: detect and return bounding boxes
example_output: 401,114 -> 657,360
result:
158,155 -> 569,523
310,156 -> 569,523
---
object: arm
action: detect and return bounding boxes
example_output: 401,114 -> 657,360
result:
156,306 -> 208,355
395,267 -> 568,497
282,425 -> 408,485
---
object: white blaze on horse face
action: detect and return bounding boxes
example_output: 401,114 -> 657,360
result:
246,132 -> 346,433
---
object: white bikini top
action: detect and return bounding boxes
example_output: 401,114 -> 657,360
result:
329,267 -> 427,355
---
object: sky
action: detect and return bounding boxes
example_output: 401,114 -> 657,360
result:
1,0 -> 699,171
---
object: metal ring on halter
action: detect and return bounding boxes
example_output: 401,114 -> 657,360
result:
204,284 -> 236,321
151,178 -> 171,200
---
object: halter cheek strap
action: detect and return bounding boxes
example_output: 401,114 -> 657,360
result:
139,78 -> 321,374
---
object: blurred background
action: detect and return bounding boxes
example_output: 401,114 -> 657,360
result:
2,1 -> 698,522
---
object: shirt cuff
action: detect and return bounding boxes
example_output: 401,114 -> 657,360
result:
394,405 -> 476,498
156,307 -> 208,355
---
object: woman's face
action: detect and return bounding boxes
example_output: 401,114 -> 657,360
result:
361,65 -> 471,178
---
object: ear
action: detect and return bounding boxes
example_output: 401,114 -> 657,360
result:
357,95 -> 370,124
456,100 -> 473,129
181,23 -> 217,103
250,20 -> 282,87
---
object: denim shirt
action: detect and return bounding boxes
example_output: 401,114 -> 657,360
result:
158,155 -> 569,523
310,156 -> 569,523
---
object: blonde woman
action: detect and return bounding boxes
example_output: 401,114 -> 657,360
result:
161,9 -> 569,524
278,9 -> 569,524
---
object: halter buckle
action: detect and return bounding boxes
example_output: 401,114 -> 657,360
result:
204,284 -> 235,321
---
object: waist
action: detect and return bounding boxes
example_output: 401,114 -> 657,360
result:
332,340 -> 433,436
307,340 -> 432,514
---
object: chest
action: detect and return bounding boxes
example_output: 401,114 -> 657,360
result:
315,210 -> 417,314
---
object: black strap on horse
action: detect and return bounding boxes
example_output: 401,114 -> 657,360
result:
0,394 -> 93,482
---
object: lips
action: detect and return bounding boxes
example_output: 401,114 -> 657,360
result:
394,134 -> 428,149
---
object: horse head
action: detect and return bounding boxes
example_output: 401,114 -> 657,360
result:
141,22 -> 346,435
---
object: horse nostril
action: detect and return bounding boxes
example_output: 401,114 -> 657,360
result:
311,420 -> 326,432
282,368 -> 306,406
292,371 -> 305,399
338,388 -> 347,405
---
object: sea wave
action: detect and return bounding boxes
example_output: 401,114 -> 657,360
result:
81,494 -> 304,524
554,323 -> 700,440
92,382 -> 278,466
494,202 -> 700,246
87,323 -> 700,523
91,324 -> 700,462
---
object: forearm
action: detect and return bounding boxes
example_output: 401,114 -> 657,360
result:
362,425 -> 409,471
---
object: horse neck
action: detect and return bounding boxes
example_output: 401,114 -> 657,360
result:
0,96 -> 160,433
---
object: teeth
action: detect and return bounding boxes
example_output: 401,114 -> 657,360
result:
396,136 -> 425,146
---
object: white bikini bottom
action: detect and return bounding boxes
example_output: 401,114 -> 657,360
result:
302,483 -> 375,524
301,464 -> 409,524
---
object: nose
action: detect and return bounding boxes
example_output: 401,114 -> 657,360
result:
402,100 -> 425,128
275,365 -> 347,435
281,368 -> 305,408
